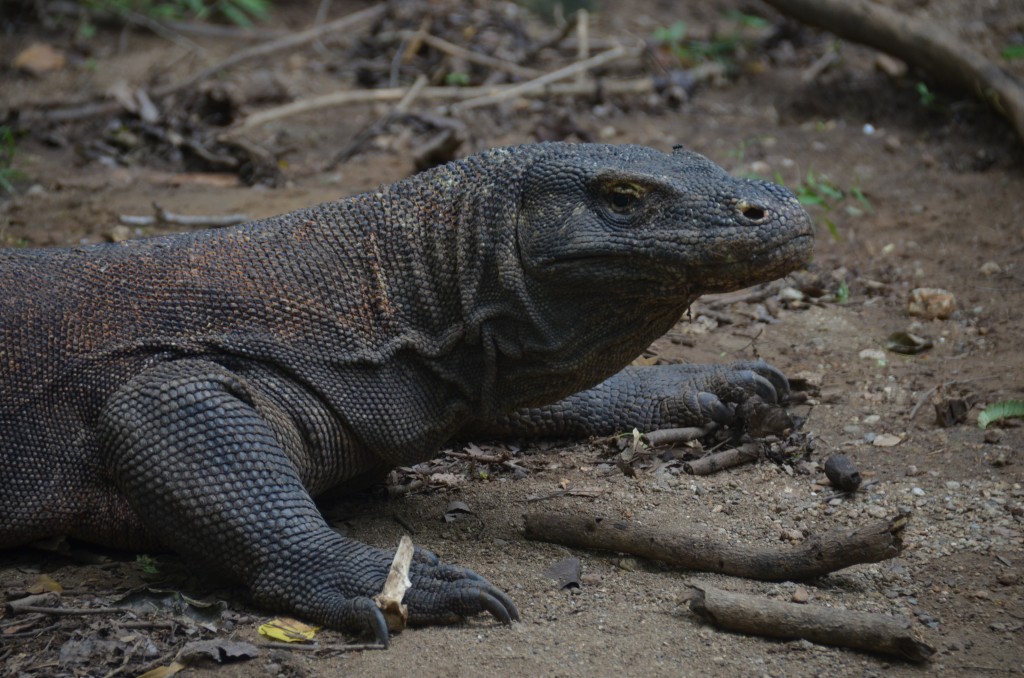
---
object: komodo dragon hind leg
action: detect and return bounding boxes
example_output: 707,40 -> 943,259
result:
97,359 -> 517,645
475,360 -> 791,438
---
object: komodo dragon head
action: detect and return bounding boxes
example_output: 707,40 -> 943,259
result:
514,143 -> 814,302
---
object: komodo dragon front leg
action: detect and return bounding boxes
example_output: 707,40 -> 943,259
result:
474,360 -> 790,438
99,359 -> 517,645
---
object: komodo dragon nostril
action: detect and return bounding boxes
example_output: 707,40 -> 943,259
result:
736,199 -> 766,222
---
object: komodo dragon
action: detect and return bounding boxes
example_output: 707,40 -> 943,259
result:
0,143 -> 813,645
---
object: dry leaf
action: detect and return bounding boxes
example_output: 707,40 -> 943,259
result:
28,574 -> 63,594
138,662 -> 186,678
13,43 -> 66,75
258,618 -> 319,643
872,433 -> 903,447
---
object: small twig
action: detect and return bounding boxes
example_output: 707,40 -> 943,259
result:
119,203 -> 248,228
4,592 -> 60,613
683,444 -> 761,476
234,78 -> 654,131
689,585 -> 933,662
575,9 -> 589,87
702,282 -> 783,310
525,15 -> 578,60
260,641 -> 386,652
445,449 -> 507,464
326,74 -> 429,169
313,0 -> 332,26
643,424 -> 716,447
453,44 -> 637,111
402,31 -> 542,79
154,4 -> 386,98
120,9 -> 205,55
10,605 -> 125,616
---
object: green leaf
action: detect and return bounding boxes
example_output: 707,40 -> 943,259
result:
978,400 -> 1024,429
1002,45 -> 1024,60
232,0 -> 270,20
219,2 -> 253,27
835,280 -> 849,304
824,218 -> 840,241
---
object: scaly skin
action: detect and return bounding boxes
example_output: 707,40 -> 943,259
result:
0,143 -> 813,644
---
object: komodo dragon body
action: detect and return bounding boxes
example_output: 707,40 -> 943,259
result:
0,143 -> 813,644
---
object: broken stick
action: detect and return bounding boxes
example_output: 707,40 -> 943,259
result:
523,512 -> 908,580
683,443 -> 760,476
119,203 -> 248,228
763,0 -> 1024,144
689,584 -> 933,662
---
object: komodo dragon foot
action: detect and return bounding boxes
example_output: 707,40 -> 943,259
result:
476,360 -> 791,437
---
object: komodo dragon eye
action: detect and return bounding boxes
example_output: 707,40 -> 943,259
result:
604,183 -> 645,213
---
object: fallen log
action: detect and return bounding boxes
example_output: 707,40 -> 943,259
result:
763,0 -> 1024,144
523,511 -> 908,581
689,584 -> 933,662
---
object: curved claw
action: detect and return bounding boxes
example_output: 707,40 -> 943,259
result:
736,370 -> 780,404
479,591 -> 517,625
406,563 -> 520,627
365,602 -> 391,648
732,360 -> 790,401
488,586 -> 521,623
697,391 -> 735,425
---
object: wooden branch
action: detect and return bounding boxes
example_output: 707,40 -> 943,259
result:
689,585 -> 933,662
401,31 -> 542,79
452,45 -> 637,111
154,4 -> 386,98
523,512 -> 908,581
234,78 -> 654,130
683,444 -> 760,476
325,74 -> 429,169
763,0 -> 1024,144
119,203 -> 248,228
20,4 -> 385,125
642,425 -> 712,447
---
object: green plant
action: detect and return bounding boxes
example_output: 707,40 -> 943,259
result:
444,71 -> 471,87
82,0 -> 270,30
916,82 -> 936,107
651,12 -> 767,66
1002,44 -> 1024,60
0,126 -> 25,195
135,554 -> 160,575
783,169 -> 871,242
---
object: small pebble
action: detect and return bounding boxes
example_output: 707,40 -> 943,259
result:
912,487 -> 926,496
996,571 -> 1019,586
908,287 -> 956,320
906,465 -> 921,477
979,261 -> 1001,276
983,429 -> 1002,444
791,586 -> 810,603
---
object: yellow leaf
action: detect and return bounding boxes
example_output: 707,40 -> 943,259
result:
27,574 -> 63,594
258,617 -> 319,643
138,662 -> 185,678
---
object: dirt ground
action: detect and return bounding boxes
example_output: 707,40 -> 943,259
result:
1,1 -> 1023,676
